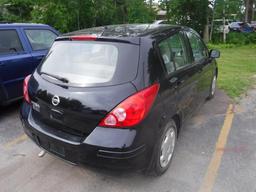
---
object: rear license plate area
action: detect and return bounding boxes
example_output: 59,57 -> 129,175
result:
49,143 -> 65,157
50,109 -> 64,121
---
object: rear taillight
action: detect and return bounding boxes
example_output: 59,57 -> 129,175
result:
99,83 -> 160,128
23,75 -> 31,103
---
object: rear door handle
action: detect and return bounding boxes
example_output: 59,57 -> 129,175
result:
169,77 -> 178,84
169,77 -> 184,89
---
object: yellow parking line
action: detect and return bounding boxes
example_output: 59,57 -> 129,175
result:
199,104 -> 234,192
4,133 -> 28,148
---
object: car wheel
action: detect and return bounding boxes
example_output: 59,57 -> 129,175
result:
147,119 -> 177,176
207,73 -> 217,100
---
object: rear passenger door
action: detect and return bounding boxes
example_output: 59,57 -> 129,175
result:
22,28 -> 57,70
0,28 -> 34,100
158,31 -> 200,119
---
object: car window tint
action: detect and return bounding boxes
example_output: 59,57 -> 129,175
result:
25,29 -> 57,51
187,32 -> 208,62
0,30 -> 24,55
158,39 -> 175,74
168,33 -> 188,70
159,33 -> 189,72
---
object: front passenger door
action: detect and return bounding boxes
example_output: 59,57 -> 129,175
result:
186,31 -> 213,101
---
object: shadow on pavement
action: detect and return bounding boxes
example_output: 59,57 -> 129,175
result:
0,101 -> 22,118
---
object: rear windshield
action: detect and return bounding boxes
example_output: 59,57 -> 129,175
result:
39,41 -> 139,87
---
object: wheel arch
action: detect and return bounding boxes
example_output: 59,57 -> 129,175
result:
172,114 -> 182,136
0,80 -> 8,104
215,67 -> 218,78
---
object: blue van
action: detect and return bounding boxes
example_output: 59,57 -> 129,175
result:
0,23 -> 59,105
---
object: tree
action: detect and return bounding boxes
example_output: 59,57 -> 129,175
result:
161,0 -> 209,35
0,0 -> 155,32
31,0 -> 73,32
31,0 -> 115,32
127,0 -> 155,23
244,0 -> 255,23
214,0 -> 244,21
159,0 -> 171,22
0,0 -> 34,22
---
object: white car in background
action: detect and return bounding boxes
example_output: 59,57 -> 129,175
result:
213,19 -> 231,34
153,20 -> 168,24
250,21 -> 256,31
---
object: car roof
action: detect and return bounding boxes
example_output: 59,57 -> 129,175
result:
0,23 -> 50,27
62,24 -> 182,38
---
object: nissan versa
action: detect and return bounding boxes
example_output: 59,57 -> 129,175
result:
20,24 -> 220,175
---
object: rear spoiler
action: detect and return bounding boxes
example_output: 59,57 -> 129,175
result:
55,35 -> 140,45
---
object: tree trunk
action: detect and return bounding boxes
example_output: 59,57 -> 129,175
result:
203,16 -> 209,43
149,0 -> 153,9
166,0 -> 170,22
245,0 -> 254,23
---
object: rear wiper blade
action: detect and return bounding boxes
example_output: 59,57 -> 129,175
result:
40,72 -> 69,83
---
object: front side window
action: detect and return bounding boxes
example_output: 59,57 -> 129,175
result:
25,29 -> 57,51
168,33 -> 188,70
187,32 -> 208,62
0,30 -> 24,55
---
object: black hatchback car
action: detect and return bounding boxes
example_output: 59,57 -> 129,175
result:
20,24 -> 220,175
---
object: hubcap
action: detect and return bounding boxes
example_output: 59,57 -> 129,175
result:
211,76 -> 217,96
160,127 -> 176,168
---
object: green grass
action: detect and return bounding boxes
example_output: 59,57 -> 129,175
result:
214,45 -> 256,99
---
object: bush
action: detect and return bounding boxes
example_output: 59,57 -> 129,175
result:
226,32 -> 247,45
211,33 -> 223,44
247,33 -> 256,44
211,32 -> 256,45
207,43 -> 236,49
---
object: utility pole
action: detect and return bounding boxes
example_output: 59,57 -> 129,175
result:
252,1 -> 255,20
223,0 -> 226,43
210,0 -> 217,41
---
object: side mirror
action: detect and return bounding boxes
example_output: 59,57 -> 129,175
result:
210,49 -> 220,58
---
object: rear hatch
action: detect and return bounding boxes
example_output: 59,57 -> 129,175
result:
29,38 -> 140,139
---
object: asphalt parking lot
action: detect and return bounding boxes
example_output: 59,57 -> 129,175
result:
1,88 -> 256,192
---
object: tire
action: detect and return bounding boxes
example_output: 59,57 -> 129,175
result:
0,86 -> 6,105
146,119 -> 177,176
207,73 -> 217,100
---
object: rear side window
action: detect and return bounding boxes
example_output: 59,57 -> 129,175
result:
158,33 -> 188,73
40,41 -> 139,87
158,39 -> 175,74
186,32 -> 208,62
25,29 -> 57,51
0,30 -> 24,55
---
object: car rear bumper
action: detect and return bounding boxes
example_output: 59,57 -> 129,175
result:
20,103 -> 148,170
